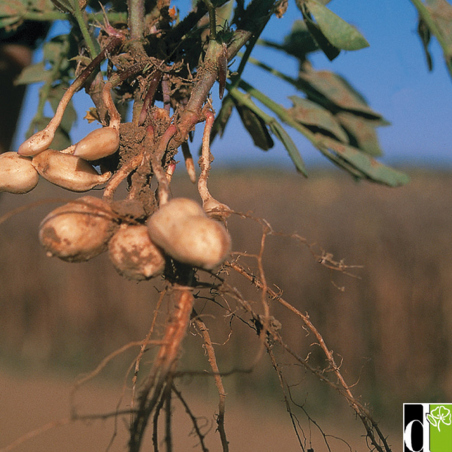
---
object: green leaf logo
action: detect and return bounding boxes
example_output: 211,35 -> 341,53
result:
427,406 -> 452,432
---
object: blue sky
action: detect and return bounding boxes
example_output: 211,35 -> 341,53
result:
12,0 -> 452,170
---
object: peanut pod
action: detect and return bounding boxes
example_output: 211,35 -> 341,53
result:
147,198 -> 231,270
108,224 -> 165,280
18,128 -> 55,157
74,127 -> 120,161
39,196 -> 117,262
0,152 -> 39,194
32,150 -> 111,192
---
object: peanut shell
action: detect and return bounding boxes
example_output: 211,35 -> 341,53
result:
147,198 -> 231,269
39,196 -> 117,262
74,127 -> 120,161
108,224 -> 165,280
32,150 -> 111,192
0,152 -> 39,194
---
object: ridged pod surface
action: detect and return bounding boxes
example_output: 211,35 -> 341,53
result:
39,196 -> 117,262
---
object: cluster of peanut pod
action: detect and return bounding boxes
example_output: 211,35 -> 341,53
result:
0,125 -> 232,280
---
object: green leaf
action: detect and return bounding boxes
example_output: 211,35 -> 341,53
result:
302,7 -> 340,61
50,0 -> 73,13
418,17 -> 433,71
0,15 -> 20,28
269,121 -> 308,176
234,100 -> 274,151
289,95 -> 349,143
258,20 -> 319,61
305,0 -> 369,51
318,136 -> 410,187
34,0 -> 58,13
44,35 -> 71,70
0,0 -> 25,28
335,111 -> 383,157
15,62 -> 49,85
426,0 -> 452,39
298,68 -> 383,119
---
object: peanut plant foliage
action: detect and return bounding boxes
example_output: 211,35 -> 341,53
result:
0,0 -> 450,451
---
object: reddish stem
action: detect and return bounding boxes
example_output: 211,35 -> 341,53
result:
138,70 -> 163,126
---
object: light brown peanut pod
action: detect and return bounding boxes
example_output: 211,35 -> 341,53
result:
18,128 -> 55,156
0,152 -> 39,194
108,224 -> 165,280
73,127 -> 120,160
39,196 -> 117,262
32,150 -> 111,192
147,197 -> 231,270
152,198 -> 205,223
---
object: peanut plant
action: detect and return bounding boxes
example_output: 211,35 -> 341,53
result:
1,0 -> 450,451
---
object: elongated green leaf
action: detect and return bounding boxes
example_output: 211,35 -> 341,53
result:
233,80 -> 404,184
426,0 -> 452,39
296,0 -> 332,6
35,0 -> 57,12
0,0 -> 25,28
418,17 -> 433,71
289,95 -> 349,142
412,0 -> 452,79
335,112 -> 383,157
15,62 -> 48,85
318,136 -> 409,187
269,121 -> 308,176
234,101 -> 274,151
298,68 -> 383,119
44,35 -> 70,69
0,15 -> 20,28
50,0 -> 73,13
306,0 -> 369,51
258,20 -> 319,61
302,7 -> 340,60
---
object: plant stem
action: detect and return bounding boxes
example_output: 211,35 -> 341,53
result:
245,55 -> 299,88
175,29 -> 253,141
20,11 -> 127,22
198,110 -> 215,203
48,37 -> 123,131
169,1 -> 278,148
127,0 -> 145,39
202,0 -> 217,39
71,0 -> 97,57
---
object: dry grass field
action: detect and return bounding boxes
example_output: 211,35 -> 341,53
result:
0,167 -> 450,451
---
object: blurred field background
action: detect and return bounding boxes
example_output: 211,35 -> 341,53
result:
1,167 -> 451,451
